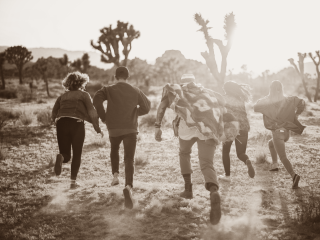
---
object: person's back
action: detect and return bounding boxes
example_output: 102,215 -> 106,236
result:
93,66 -> 150,210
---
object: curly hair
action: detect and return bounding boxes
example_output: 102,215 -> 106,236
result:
62,72 -> 89,91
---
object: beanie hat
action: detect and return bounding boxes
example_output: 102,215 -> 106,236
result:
180,73 -> 195,83
115,66 -> 129,80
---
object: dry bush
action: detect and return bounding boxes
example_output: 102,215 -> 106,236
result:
19,110 -> 34,126
17,84 -> 35,103
0,108 -> 21,130
254,131 -> 271,164
0,89 -> 17,99
36,109 -> 52,126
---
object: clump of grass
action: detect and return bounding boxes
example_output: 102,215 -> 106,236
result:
36,109 -> 52,126
254,131 -> 271,164
0,108 -> 21,130
19,110 -> 34,126
135,152 -> 148,167
0,89 -> 17,99
88,138 -> 108,148
17,84 -> 35,103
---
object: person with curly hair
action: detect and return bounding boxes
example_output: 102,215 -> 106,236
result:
218,81 -> 255,182
254,80 -> 305,189
52,71 -> 103,189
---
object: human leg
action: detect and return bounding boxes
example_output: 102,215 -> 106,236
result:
235,130 -> 255,178
179,137 -> 197,199
122,133 -> 137,209
268,135 -> 279,171
109,135 -> 123,185
221,140 -> 233,176
197,139 -> 221,225
70,121 -> 85,181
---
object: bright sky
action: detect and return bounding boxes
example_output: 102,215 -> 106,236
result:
0,0 -> 319,74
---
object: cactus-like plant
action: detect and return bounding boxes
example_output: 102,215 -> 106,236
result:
308,51 -> 320,102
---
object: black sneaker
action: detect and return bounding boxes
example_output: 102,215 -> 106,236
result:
123,186 -> 134,209
210,191 -> 221,225
292,174 -> 300,189
54,154 -> 64,176
246,160 -> 255,178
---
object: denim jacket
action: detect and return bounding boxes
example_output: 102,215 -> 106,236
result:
52,90 -> 101,133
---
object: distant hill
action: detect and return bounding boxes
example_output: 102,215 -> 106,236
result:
0,46 -> 112,70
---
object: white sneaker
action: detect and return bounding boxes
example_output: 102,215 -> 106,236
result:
111,173 -> 119,186
269,163 -> 279,172
218,175 -> 231,182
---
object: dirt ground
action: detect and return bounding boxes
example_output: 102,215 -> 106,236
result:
0,83 -> 320,240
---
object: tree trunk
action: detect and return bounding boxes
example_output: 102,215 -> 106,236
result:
45,77 -> 51,97
19,66 -> 23,84
0,68 -> 5,89
314,70 -> 320,102
301,75 -> 312,102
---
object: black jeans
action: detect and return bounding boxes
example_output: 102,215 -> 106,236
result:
222,130 -> 249,176
56,118 -> 85,180
109,133 -> 137,188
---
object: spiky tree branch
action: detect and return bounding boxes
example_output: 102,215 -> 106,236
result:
194,12 -> 236,89
308,51 -> 320,101
288,53 -> 312,102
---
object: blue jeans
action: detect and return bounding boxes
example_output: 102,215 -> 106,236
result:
179,138 -> 219,190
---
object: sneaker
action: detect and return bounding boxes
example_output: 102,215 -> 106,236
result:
292,174 -> 300,189
111,177 -> 119,186
179,183 -> 193,199
269,163 -> 279,172
123,185 -> 134,209
54,154 -> 64,176
246,160 -> 255,178
210,191 -> 221,225
70,181 -> 81,189
218,175 -> 231,182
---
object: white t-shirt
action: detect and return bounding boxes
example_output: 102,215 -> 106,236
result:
178,118 -> 208,141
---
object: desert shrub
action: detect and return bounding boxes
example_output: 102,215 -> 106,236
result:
86,82 -> 103,97
0,89 -> 17,99
19,110 -> 34,126
36,109 -> 52,126
17,84 -> 34,103
0,108 -> 21,130
253,131 -> 271,164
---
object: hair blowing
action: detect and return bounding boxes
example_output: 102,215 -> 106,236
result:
223,81 -> 252,103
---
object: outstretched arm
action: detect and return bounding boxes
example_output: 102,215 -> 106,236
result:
154,98 -> 169,141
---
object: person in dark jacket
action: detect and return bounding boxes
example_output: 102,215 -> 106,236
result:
219,81 -> 255,183
93,66 -> 151,209
52,72 -> 103,189
254,80 -> 305,189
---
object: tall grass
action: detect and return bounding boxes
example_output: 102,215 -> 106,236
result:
36,109 -> 52,126
19,110 -> 34,126
253,131 -> 271,164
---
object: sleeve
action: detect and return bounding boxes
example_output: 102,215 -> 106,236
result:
83,92 -> 101,133
294,96 -> 305,115
51,96 -> 61,122
137,89 -> 151,116
93,87 -> 108,123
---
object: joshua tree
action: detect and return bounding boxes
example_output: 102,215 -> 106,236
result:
288,53 -> 312,102
194,12 -> 236,89
308,51 -> 320,102
59,54 -> 69,66
5,46 -> 33,84
91,21 -> 140,67
0,52 -> 6,89
33,57 -> 51,97
70,53 -> 91,73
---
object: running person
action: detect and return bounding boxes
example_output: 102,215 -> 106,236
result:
219,81 -> 255,182
52,72 -> 103,189
93,66 -> 151,209
254,80 -> 305,189
154,74 -> 239,225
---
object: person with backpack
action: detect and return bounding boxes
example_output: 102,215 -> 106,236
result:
52,72 -> 103,189
219,81 -> 255,182
254,80 -> 305,189
154,74 -> 240,225
93,66 -> 151,209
